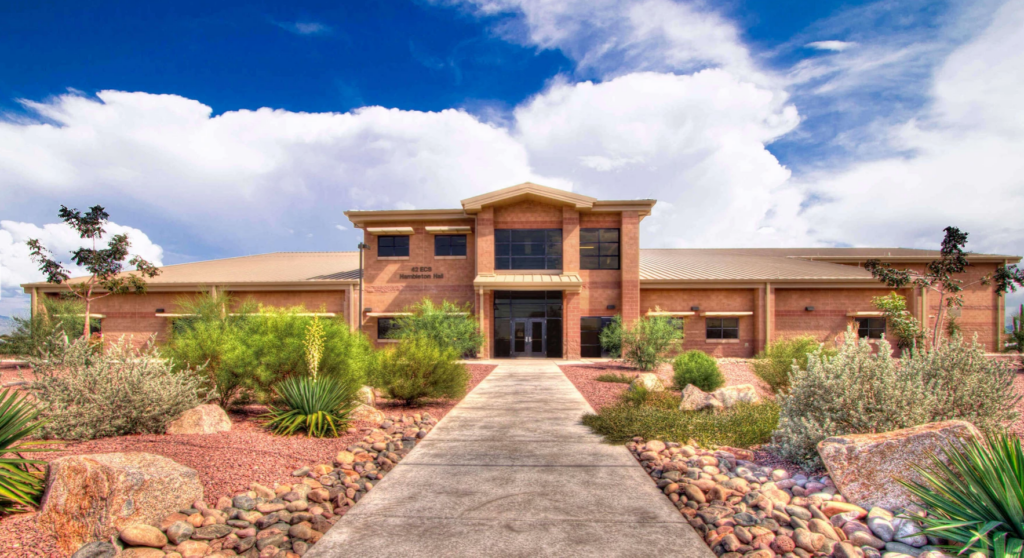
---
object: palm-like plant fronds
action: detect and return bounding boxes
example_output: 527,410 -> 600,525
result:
263,376 -> 356,438
0,389 -> 52,514
900,433 -> 1024,558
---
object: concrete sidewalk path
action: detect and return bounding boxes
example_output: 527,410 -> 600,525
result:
307,361 -> 714,558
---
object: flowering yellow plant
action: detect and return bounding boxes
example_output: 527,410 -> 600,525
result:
303,313 -> 326,379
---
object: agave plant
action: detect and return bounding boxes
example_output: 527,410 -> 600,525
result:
901,433 -> 1024,558
263,376 -> 356,438
0,389 -> 51,513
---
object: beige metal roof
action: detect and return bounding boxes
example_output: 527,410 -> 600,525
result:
473,273 -> 583,292
639,250 -> 876,282
23,252 -> 361,290
662,247 -> 1020,261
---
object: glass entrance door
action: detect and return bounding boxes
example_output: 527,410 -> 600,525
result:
511,318 -> 546,357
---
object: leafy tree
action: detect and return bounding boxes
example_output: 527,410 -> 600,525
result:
27,205 -> 160,339
871,292 -> 925,350
0,297 -> 86,357
619,315 -> 683,371
866,227 -> 1024,347
392,299 -> 483,357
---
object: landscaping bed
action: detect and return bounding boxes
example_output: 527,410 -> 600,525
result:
0,364 -> 495,558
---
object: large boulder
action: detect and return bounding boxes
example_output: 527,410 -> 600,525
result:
350,404 -> 385,423
679,385 -> 723,411
166,404 -> 231,435
38,452 -> 204,555
713,384 -> 760,407
356,386 -> 376,407
629,373 -> 665,392
817,420 -> 981,509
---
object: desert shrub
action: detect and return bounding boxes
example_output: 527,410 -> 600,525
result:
0,389 -> 51,513
771,329 -> 1020,469
752,336 -> 836,393
392,299 -> 483,357
595,372 -> 634,384
263,376 -> 356,437
873,292 -> 926,350
673,351 -> 725,392
902,433 -> 1024,557
620,384 -> 678,409
367,337 -> 469,404
166,295 -> 371,405
583,400 -> 779,448
28,335 -> 205,441
599,315 -> 623,358
619,315 -> 683,371
0,297 -> 86,357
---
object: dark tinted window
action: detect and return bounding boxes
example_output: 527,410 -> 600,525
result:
581,316 -> 615,358
378,236 -> 410,258
377,317 -> 401,339
495,229 -> 562,270
434,235 -> 467,256
857,317 -> 886,339
493,291 -> 563,357
580,228 -> 620,270
706,317 -> 739,339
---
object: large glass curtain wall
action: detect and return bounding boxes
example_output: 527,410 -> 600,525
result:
493,290 -> 563,357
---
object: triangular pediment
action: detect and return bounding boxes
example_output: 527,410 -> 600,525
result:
461,183 -> 596,213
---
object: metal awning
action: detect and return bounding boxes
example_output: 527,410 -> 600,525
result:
473,273 -> 583,292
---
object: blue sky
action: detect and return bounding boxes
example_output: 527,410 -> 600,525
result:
1,0 -> 1023,316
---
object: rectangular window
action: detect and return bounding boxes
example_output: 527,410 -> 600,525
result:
434,234 -> 467,257
856,317 -> 886,339
580,316 -> 614,358
494,229 -> 562,270
377,317 -> 401,340
378,236 -> 410,258
706,317 -> 739,339
580,228 -> 620,270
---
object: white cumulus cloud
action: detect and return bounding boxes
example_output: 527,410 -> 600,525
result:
805,40 -> 857,51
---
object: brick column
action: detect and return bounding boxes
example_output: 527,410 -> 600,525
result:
477,208 -> 495,275
481,291 -> 494,358
766,282 -> 775,346
562,207 -> 580,273
564,290 -> 581,359
755,286 -> 767,352
620,211 -> 641,326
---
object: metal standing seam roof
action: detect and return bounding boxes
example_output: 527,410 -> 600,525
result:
639,249 -> 876,282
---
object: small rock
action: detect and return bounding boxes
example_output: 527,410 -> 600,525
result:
166,404 -> 231,435
832,542 -> 861,558
867,508 -> 895,542
71,541 -> 118,558
119,548 -> 165,558
794,528 -> 826,552
166,521 -> 194,545
630,373 -> 665,392
174,540 -> 211,558
772,535 -> 796,553
192,524 -> 232,540
892,518 -> 927,547
885,542 -> 925,557
292,466 -> 311,477
232,495 -> 255,511
289,521 -> 313,540
850,530 -> 886,549
120,524 -> 168,548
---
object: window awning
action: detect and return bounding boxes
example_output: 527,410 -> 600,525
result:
425,226 -> 472,234
699,311 -> 754,317
366,227 -> 414,236
366,312 -> 469,317
156,312 -> 338,318
646,311 -> 696,317
846,311 -> 885,317
473,273 -> 583,292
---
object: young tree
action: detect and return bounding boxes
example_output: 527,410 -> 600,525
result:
865,227 -> 1024,347
27,205 -> 160,339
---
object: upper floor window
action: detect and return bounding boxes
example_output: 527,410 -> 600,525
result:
706,317 -> 739,339
495,229 -> 562,270
857,317 -> 886,339
580,228 -> 620,270
435,234 -> 467,257
378,317 -> 401,340
378,235 -> 409,258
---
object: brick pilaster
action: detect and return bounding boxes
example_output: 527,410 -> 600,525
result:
564,290 -> 581,359
620,211 -> 641,326
562,207 -> 580,273
477,208 -> 494,275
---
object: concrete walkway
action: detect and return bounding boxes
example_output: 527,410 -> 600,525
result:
307,361 -> 714,558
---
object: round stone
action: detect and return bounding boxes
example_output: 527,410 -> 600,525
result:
119,524 -> 167,548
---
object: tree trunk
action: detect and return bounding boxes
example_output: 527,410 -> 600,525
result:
83,298 -> 91,339
931,291 -> 945,348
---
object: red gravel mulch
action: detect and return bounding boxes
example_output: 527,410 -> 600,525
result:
0,363 -> 495,558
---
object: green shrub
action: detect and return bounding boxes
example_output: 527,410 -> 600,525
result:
0,297 -> 86,357
599,315 -> 623,358
771,329 -> 1020,469
619,315 -> 683,371
0,389 -> 51,513
873,292 -> 925,350
28,335 -> 205,441
673,351 -> 725,392
902,433 -> 1024,557
583,401 -> 779,448
619,384 -> 679,409
595,372 -> 634,384
165,293 -> 371,406
392,299 -> 483,357
752,336 -> 835,393
368,337 -> 469,404
263,376 -> 356,437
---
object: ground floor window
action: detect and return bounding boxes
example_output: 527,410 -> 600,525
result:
377,317 -> 401,340
580,317 -> 614,358
493,291 -> 562,358
856,317 -> 886,339
706,317 -> 739,339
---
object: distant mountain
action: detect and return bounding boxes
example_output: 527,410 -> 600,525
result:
0,316 -> 14,336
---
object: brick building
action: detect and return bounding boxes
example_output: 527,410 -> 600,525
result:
22,183 -> 1021,358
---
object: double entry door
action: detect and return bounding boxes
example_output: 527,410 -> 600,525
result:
511,318 -> 546,357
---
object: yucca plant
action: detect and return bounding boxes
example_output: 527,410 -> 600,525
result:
263,376 -> 357,437
901,433 -> 1024,558
0,389 -> 52,513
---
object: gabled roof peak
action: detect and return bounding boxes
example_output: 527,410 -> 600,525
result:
461,182 -> 597,213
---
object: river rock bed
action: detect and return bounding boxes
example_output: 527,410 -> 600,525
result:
76,413 -> 437,558
628,438 -> 952,558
